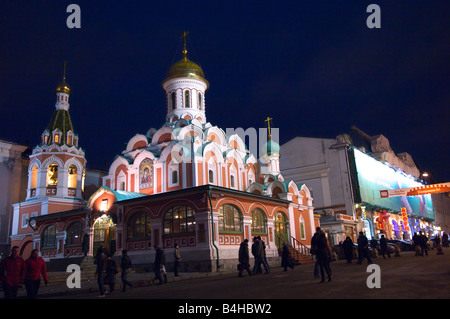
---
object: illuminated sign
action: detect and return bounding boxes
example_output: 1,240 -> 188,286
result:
380,182 -> 450,198
401,207 -> 410,231
353,149 -> 434,220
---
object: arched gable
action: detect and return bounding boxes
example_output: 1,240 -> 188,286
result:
227,134 -> 246,152
125,134 -> 149,152
151,127 -> 175,146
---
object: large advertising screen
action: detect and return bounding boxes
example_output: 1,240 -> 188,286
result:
353,149 -> 434,220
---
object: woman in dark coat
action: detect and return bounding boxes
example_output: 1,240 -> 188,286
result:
281,243 -> 294,271
342,236 -> 354,263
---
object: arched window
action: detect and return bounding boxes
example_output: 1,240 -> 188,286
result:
299,215 -> 306,240
251,208 -> 267,234
230,175 -> 236,188
54,134 -> 60,144
42,225 -> 57,248
198,92 -> 202,110
163,206 -> 195,235
30,165 -> 38,189
68,165 -> 77,188
47,164 -> 58,186
66,221 -> 82,245
185,90 -> 190,108
172,170 -> 178,184
218,204 -> 243,233
127,211 -> 151,240
208,169 -> 214,184
171,92 -> 176,110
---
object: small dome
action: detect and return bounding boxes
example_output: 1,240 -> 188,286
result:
262,140 -> 280,156
163,54 -> 209,88
56,79 -> 70,95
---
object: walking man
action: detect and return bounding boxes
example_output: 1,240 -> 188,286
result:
120,250 -> 133,292
24,249 -> 48,299
238,239 -> 252,277
379,235 -> 391,259
0,246 -> 25,299
311,227 -> 332,283
357,232 -> 372,265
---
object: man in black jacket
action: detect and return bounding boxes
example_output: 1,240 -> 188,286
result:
311,227 -> 332,283
357,232 -> 372,265
120,250 -> 133,292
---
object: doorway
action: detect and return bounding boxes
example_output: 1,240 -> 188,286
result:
274,212 -> 289,249
93,215 -> 116,256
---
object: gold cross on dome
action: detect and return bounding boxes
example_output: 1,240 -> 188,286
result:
181,31 -> 189,55
265,117 -> 273,140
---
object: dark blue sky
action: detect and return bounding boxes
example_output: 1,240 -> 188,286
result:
0,1 -> 448,182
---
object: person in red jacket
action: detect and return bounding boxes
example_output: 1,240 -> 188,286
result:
24,249 -> 48,299
0,246 -> 25,299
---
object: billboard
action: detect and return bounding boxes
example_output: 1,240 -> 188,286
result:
353,149 -> 434,220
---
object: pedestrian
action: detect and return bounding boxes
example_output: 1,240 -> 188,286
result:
174,244 -> 181,277
81,232 -> 89,257
379,235 -> 391,259
94,245 -> 107,297
154,245 -> 166,285
281,243 -> 294,271
370,238 -> 378,251
357,232 -> 372,265
413,232 -> 421,256
238,239 -> 252,277
120,249 -> 133,292
105,254 -> 119,294
24,249 -> 48,299
260,237 -> 270,272
342,236 -> 353,263
252,237 -> 269,274
419,231 -> 428,256
251,237 -> 260,274
311,227 -> 332,283
442,232 -> 449,248
0,246 -> 25,299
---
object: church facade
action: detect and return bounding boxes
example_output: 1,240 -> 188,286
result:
11,40 -> 318,272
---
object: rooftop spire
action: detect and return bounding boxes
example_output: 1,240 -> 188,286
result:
181,31 -> 189,58
56,61 -> 71,95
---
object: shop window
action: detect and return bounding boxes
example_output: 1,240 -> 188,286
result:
163,206 -> 195,235
218,204 -> 243,233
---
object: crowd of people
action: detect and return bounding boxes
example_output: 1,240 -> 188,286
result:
1,229 -> 448,299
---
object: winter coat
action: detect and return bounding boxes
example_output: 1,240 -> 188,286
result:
154,248 -> 165,267
281,244 -> 291,267
238,242 -> 250,264
121,255 -> 132,270
24,257 -> 48,282
0,256 -> 25,286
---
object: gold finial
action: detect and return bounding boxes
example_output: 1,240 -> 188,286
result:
265,117 -> 273,140
181,31 -> 189,56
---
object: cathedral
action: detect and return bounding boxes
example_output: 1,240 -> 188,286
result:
10,38 -> 318,271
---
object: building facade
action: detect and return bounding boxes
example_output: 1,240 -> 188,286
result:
11,41 -> 318,271
0,139 -> 29,258
281,126 -> 437,245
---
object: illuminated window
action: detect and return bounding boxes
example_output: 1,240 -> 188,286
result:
218,204 -> 243,233
251,208 -> 267,234
163,206 -> 195,235
31,165 -> 38,189
100,199 -> 108,212
54,134 -> 60,143
67,133 -> 73,145
68,165 -> 77,188
47,164 -> 58,186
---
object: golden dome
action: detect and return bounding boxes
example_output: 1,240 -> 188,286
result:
56,62 -> 71,95
56,79 -> 71,95
163,54 -> 209,88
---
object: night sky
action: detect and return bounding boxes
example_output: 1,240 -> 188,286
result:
1,1 -> 448,182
